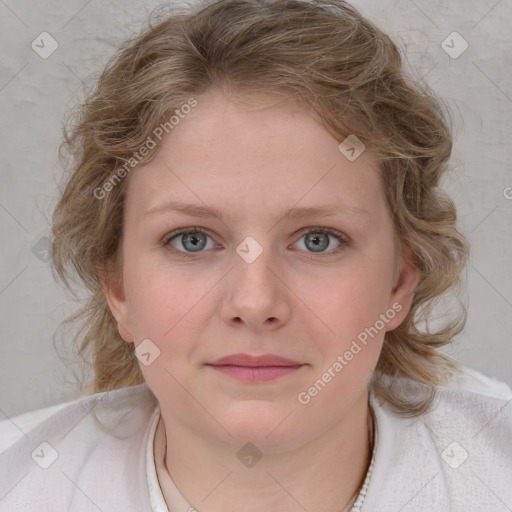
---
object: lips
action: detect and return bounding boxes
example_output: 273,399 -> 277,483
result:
205,353 -> 304,383
208,353 -> 303,367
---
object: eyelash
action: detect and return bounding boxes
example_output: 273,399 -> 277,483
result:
161,226 -> 350,259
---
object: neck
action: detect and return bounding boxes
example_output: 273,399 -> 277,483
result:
155,391 -> 373,512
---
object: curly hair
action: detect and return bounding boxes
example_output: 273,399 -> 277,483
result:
51,0 -> 469,417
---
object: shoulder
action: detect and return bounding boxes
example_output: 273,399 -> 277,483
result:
0,383 -> 159,512
443,364 -> 512,400
364,368 -> 512,511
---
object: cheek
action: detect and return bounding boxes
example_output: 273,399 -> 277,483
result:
122,255 -> 213,371
296,268 -> 389,411
308,255 -> 394,335
123,249 -> 196,336
299,247 -> 396,381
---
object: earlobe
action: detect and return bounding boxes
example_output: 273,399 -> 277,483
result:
115,322 -> 135,344
98,269 -> 135,343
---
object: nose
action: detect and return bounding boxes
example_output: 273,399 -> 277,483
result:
219,242 -> 292,331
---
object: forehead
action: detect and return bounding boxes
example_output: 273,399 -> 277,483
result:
125,88 -> 386,224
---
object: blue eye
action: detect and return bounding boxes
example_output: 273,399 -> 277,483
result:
162,226 -> 349,258
295,229 -> 345,253
163,227 -> 217,254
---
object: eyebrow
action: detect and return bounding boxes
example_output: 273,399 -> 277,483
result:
144,200 -> 368,223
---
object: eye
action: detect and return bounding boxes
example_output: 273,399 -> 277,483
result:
162,227 -> 217,257
162,226 -> 350,258
291,227 -> 349,255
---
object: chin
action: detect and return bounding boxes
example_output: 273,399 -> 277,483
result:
217,406 -> 308,453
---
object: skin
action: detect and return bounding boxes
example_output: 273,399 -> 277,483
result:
101,87 -> 419,512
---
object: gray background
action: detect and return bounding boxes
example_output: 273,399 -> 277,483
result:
0,0 -> 511,418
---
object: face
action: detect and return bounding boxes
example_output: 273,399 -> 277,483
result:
102,87 -> 418,452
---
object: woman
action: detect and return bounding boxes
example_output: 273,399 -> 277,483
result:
1,1 -> 511,510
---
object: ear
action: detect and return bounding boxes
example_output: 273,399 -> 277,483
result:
98,268 -> 135,343
385,248 -> 420,332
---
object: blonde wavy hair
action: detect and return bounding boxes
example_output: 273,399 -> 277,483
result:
51,0 -> 469,416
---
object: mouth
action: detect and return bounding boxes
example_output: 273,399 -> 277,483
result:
205,353 -> 305,383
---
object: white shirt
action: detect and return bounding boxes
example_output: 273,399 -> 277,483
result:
1,367 -> 511,511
